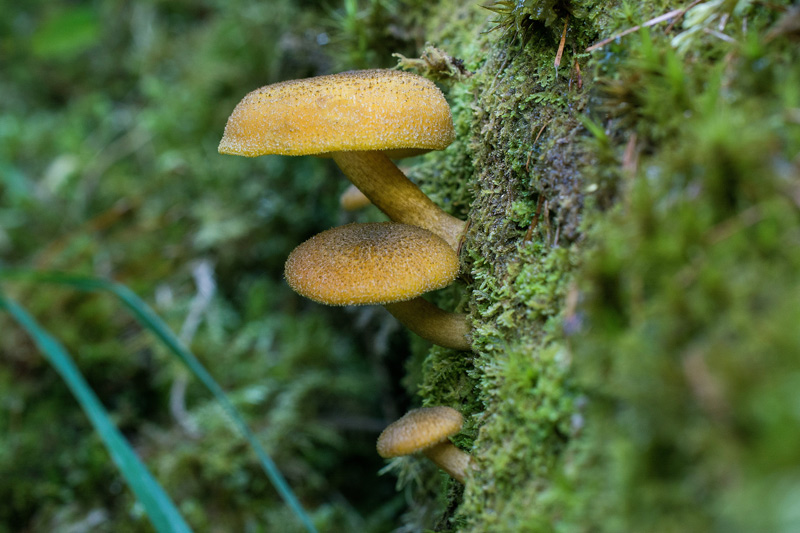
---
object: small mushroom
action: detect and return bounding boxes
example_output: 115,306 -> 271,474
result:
339,183 -> 371,211
284,222 -> 471,351
218,69 -> 467,250
377,406 -> 473,484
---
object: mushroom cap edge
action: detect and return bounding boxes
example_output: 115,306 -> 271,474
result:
376,406 -> 464,458
284,222 -> 459,306
218,69 -> 455,157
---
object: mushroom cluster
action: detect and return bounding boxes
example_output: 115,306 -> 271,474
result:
219,68 -> 472,349
219,68 -> 474,485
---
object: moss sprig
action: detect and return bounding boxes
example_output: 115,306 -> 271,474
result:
483,0 -> 589,43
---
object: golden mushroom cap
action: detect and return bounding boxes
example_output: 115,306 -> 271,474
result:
284,222 -> 458,306
218,69 -> 455,157
377,406 -> 464,458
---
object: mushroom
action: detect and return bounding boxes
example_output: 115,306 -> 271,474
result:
339,183 -> 371,211
218,69 -> 467,250
377,406 -> 473,484
284,222 -> 471,351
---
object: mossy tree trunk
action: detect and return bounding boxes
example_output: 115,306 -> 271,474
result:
397,1 -> 800,531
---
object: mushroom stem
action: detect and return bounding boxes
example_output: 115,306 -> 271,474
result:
423,441 -> 473,484
383,297 -> 471,351
331,151 -> 466,250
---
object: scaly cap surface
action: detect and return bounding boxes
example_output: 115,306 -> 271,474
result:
284,222 -> 458,306
218,69 -> 455,156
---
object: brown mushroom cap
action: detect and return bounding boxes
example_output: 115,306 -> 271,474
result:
284,222 -> 458,306
377,406 -> 463,458
218,69 -> 455,157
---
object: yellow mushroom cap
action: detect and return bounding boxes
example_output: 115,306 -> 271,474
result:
377,406 -> 464,458
284,222 -> 458,306
218,69 -> 455,157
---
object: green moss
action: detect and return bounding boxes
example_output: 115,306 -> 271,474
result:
484,0 -> 595,45
560,14 -> 800,529
382,0 -> 800,531
383,1 -> 595,528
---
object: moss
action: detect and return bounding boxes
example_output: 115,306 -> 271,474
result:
381,0 -> 800,531
560,13 -> 800,529
383,1 -> 595,529
484,0 -> 595,45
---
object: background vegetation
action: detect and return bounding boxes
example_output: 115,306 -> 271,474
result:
1,0 -> 427,530
2,0 -> 799,531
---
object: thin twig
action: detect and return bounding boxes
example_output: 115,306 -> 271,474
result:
586,8 -> 684,52
555,17 -> 569,71
526,119 -> 553,172
34,199 -> 136,268
487,54 -> 511,95
622,133 -> 639,177
682,348 -> 731,423
552,222 -> 561,248
170,259 -> 217,438
524,195 -> 545,242
707,205 -> 764,245
718,11 -> 730,31
573,58 -> 583,91
665,0 -> 705,33
543,199 -> 552,244
703,27 -> 738,43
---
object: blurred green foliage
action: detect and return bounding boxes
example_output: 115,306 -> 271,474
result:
0,0 -> 431,530
561,10 -> 800,531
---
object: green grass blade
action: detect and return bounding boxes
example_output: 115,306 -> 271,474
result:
0,269 -> 318,533
0,290 -> 192,533
111,282 -> 319,533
